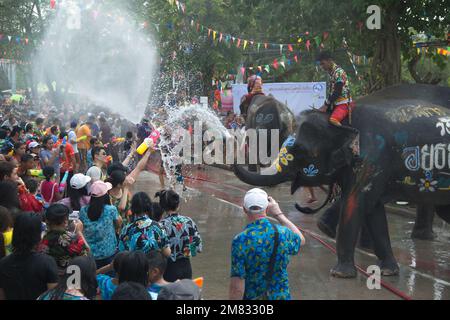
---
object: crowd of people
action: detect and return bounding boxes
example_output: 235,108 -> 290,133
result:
0,96 -> 204,300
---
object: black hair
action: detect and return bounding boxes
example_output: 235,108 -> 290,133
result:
43,256 -> 98,300
118,251 -> 150,287
21,153 -> 34,163
147,250 -> 167,274
59,131 -> 67,140
0,206 -> 13,259
126,131 -> 133,139
155,189 -> 180,212
14,142 -> 25,151
107,162 -> 128,176
0,129 -> 7,140
12,212 -> 42,255
89,137 -> 98,146
91,146 -> 105,161
43,166 -> 55,182
130,192 -> 153,217
106,170 -> 126,188
24,178 -> 39,194
45,203 -> 70,226
111,282 -> 152,300
151,203 -> 164,222
67,186 -> 88,211
42,136 -> 53,149
25,123 -> 33,133
0,181 -> 20,210
113,251 -> 129,274
316,51 -> 333,62
50,126 -> 58,135
0,161 -> 16,181
87,194 -> 111,221
10,126 -> 23,138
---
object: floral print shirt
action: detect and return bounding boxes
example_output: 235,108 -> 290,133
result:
328,63 -> 352,106
79,205 -> 119,260
160,213 -> 202,262
38,230 -> 89,272
231,218 -> 301,300
119,216 -> 170,253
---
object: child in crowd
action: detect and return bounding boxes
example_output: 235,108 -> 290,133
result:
147,250 -> 170,298
40,166 -> 63,208
96,251 -> 129,300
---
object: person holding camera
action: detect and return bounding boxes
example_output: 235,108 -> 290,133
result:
229,188 -> 305,300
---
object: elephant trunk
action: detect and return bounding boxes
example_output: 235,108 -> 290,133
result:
233,162 -> 291,187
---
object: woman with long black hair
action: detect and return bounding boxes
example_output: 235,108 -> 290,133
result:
38,256 -> 98,300
156,189 -> 202,282
0,213 -> 58,300
79,181 -> 122,269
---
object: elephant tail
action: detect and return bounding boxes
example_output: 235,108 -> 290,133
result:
295,184 -> 334,214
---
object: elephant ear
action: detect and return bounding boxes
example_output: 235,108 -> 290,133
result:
329,125 -> 360,172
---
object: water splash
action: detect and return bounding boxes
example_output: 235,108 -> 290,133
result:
33,0 -> 157,122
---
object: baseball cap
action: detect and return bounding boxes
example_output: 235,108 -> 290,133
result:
90,180 -> 112,197
157,279 -> 201,300
70,174 -> 91,190
28,141 -> 40,149
243,188 -> 269,214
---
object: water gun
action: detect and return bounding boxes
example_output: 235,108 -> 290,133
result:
112,137 -> 126,144
193,277 -> 204,288
59,171 -> 69,192
29,169 -> 45,179
77,135 -> 87,142
136,129 -> 161,155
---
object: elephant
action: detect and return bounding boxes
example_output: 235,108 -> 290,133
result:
234,84 -> 450,278
240,95 -> 297,170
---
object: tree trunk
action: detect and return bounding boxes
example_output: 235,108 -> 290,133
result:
369,7 -> 402,92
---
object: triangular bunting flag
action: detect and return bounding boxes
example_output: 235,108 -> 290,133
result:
219,33 -> 223,42
323,32 -> 329,40
273,59 -> 279,69
264,65 -> 270,73
243,40 -> 248,50
257,43 -> 261,51
8,36 -> 12,42
280,44 -> 283,53
264,43 -> 268,49
306,40 -> 311,51
288,44 -> 293,52
294,55 -> 298,63
50,0 -> 56,9
314,36 -> 321,47
237,38 -> 241,48
213,31 -> 217,41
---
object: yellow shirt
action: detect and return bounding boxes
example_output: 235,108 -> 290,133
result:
3,228 -> 13,256
77,125 -> 91,150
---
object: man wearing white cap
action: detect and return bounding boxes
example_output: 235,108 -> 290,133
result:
229,188 -> 305,300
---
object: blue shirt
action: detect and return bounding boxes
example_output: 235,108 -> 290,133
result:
96,274 -> 117,300
119,216 -> 170,253
79,205 -> 119,260
231,218 -> 301,300
40,149 -> 60,174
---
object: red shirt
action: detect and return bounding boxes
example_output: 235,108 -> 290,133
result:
55,141 -> 75,172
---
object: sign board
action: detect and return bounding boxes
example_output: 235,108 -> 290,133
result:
231,82 -> 327,116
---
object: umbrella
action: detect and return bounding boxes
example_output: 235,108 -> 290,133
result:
10,94 -> 24,102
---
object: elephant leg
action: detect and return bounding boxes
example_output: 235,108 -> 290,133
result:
411,205 -> 436,240
365,202 -> 399,276
331,196 -> 361,278
358,221 -> 373,251
436,205 -> 450,224
317,199 -> 341,239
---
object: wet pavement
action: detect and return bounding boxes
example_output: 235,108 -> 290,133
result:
134,164 -> 450,300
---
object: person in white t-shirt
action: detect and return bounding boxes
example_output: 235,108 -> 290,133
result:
68,121 -> 79,172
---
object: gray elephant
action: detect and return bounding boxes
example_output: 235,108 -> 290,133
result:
234,84 -> 450,278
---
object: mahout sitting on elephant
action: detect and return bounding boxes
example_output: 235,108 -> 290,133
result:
234,84 -> 450,278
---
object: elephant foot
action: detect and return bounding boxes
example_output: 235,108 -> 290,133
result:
330,263 -> 357,278
317,220 -> 336,239
378,260 -> 400,276
411,228 -> 436,240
